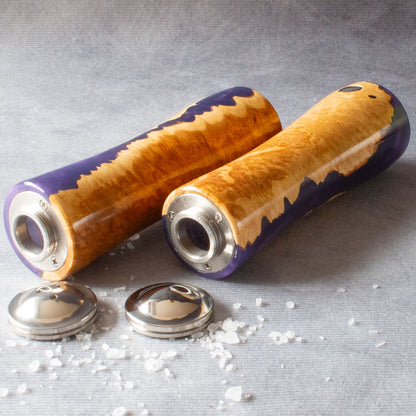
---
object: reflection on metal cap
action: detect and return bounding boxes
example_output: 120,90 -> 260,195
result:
125,282 -> 214,338
8,281 -> 98,341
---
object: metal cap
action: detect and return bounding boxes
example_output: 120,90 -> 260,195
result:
125,282 -> 214,338
8,281 -> 98,340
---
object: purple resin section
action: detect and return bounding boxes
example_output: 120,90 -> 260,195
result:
10,86 -> 255,199
168,84 -> 411,279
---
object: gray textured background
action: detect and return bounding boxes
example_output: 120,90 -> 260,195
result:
1,1 -> 415,415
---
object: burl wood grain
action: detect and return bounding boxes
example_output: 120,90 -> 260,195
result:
164,82 -> 394,249
44,91 -> 281,280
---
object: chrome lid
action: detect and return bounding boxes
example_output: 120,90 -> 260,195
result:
125,282 -> 214,338
8,281 -> 98,340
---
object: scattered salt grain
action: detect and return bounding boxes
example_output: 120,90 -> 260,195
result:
49,373 -> 58,380
221,380 -> 228,385
337,287 -> 347,293
144,357 -> 164,372
216,331 -> 240,345
225,364 -> 234,372
45,349 -> 54,359
17,383 -> 27,394
114,286 -> 126,293
126,242 -> 135,250
120,334 -> 129,340
125,381 -> 134,389
348,318 -> 358,326
319,336 -> 326,340
0,388 -> 8,398
160,350 -> 177,359
295,337 -> 304,343
28,360 -> 41,373
255,298 -> 263,307
112,406 -> 127,416
233,303 -> 242,310
325,377 -> 332,382
50,358 -> 63,367
225,386 -> 242,402
256,315 -> 265,323
101,343 -> 110,351
369,330 -> 379,335
140,409 -> 150,415
286,301 -> 295,309
372,284 -> 380,289
107,348 -> 126,360
163,368 -> 174,378
376,341 -> 386,348
129,232 -> 141,241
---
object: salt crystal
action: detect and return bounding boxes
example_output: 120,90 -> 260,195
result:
225,385 -> 242,402
112,406 -> 127,416
281,335 -> 289,344
125,381 -> 134,389
17,383 -> 27,394
106,348 -> 126,360
285,330 -> 296,341
295,337 -> 304,343
286,301 -> 295,309
126,242 -> 135,250
19,400 -> 26,406
216,331 -> 240,345
348,318 -> 358,326
207,322 -> 219,332
55,345 -> 63,354
113,371 -> 122,381
373,284 -> 380,289
101,343 -> 110,351
0,388 -> 8,398
269,331 -> 281,340
221,380 -> 228,385
163,368 -> 174,378
114,286 -> 126,293
319,336 -> 326,340
129,232 -> 141,241
50,358 -> 63,367
140,410 -> 149,415
45,349 -> 54,359
255,298 -> 263,307
219,356 -> 228,369
256,315 -> 265,323
144,357 -> 164,372
281,364 -> 286,369
222,319 -> 239,332
369,330 -> 379,335
376,341 -> 386,348
160,350 -> 177,359
233,303 -> 241,310
337,287 -> 347,293
325,377 -> 332,382
49,373 -> 58,380
120,335 -> 129,340
28,360 -> 41,373
225,364 -> 233,372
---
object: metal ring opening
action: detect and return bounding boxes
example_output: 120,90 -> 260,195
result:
13,212 -> 55,261
172,210 -> 221,264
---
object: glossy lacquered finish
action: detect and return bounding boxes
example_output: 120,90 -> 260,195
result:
163,82 -> 411,278
4,87 -> 281,280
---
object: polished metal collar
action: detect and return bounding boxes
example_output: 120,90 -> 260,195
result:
8,191 -> 67,271
164,194 -> 235,274
8,281 -> 98,340
125,282 -> 214,338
